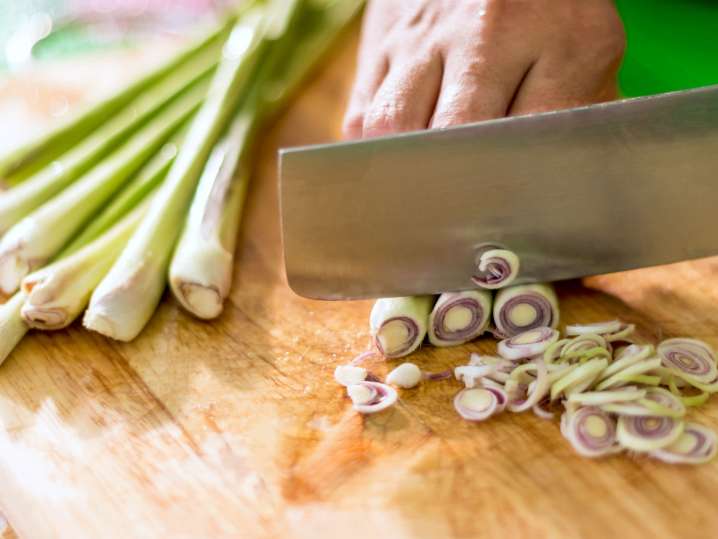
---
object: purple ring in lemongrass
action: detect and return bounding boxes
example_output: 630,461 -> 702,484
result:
497,326 -> 559,361
493,284 -> 559,338
650,422 -> 717,464
471,248 -> 520,290
564,406 -> 621,458
428,290 -> 491,347
657,338 -> 718,383
348,381 -> 398,414
617,414 -> 684,452
454,387 -> 501,421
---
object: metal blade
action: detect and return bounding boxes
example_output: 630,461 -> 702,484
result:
280,84 -> 718,300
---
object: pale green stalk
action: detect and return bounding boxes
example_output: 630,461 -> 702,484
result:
169,0 -> 363,319
84,6 -> 273,342
20,204 -> 147,330
0,17 -> 234,186
63,138 -> 180,255
0,83 -> 206,295
0,47 -> 218,235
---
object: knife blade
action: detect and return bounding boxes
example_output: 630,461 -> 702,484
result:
280,84 -> 718,300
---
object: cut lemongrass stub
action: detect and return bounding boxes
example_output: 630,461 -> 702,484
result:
649,423 -> 717,464
386,362 -> 422,388
0,84 -> 204,295
85,11 -> 270,342
617,415 -> 684,452
370,296 -> 433,358
564,406 -> 621,458
657,337 -> 718,384
471,248 -> 520,289
454,388 -> 501,421
497,326 -> 559,361
492,283 -> 559,338
428,290 -> 491,347
0,292 -> 29,365
333,365 -> 367,387
348,381 -> 398,414
20,204 -> 145,330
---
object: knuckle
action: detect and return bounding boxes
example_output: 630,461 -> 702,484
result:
341,111 -> 364,139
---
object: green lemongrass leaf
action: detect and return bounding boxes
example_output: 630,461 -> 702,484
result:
0,46 -> 219,234
84,7 -> 272,342
0,16 -> 234,186
0,82 -> 205,295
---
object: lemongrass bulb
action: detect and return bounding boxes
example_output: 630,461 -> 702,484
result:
428,290 -> 491,347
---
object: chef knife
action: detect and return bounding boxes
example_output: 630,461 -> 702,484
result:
280,84 -> 718,300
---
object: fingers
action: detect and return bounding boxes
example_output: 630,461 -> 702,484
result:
342,54 -> 390,139
430,48 -> 533,128
361,51 -> 443,138
509,40 -> 625,115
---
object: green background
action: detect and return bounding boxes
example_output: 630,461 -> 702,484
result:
615,0 -> 718,96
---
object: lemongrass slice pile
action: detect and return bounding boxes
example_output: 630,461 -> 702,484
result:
492,283 -> 559,338
471,248 -> 520,290
370,296 -> 433,358
428,290 -> 491,347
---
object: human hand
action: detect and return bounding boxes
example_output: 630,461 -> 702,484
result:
343,0 -> 626,139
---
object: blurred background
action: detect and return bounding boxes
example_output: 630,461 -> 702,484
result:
0,0 -> 228,71
0,0 -> 716,94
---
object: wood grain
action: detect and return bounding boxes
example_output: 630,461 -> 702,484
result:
1,25 -> 718,539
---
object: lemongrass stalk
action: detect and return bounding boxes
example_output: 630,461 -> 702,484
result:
0,17 -> 234,187
63,139 -> 180,255
169,0 -> 363,319
20,204 -> 146,330
0,84 -> 205,295
0,293 -> 28,365
0,48 -> 218,235
169,114 -> 255,318
370,296 -> 434,358
492,283 -> 560,337
84,9 -> 271,342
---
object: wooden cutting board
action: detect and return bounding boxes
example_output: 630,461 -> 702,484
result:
1,26 -> 717,539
